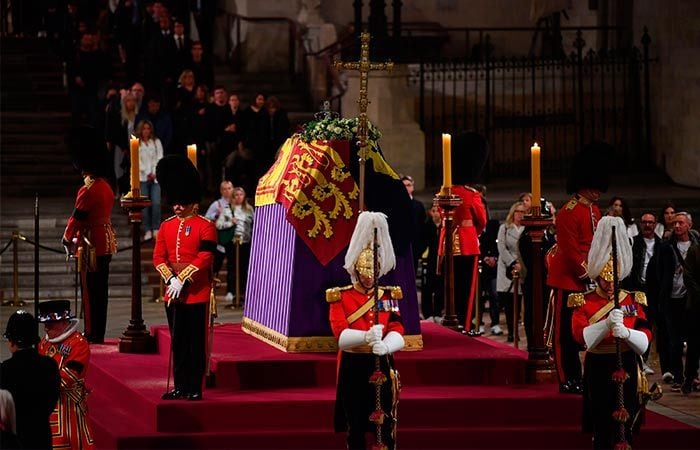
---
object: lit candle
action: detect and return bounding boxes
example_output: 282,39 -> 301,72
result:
130,135 -> 140,196
187,144 -> 197,169
442,133 -> 452,191
531,142 -> 541,213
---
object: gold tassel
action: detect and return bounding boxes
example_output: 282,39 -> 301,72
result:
210,286 -> 218,319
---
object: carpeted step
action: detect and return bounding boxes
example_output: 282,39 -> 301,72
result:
88,398 -> 699,450
152,325 -> 528,390
86,325 -> 700,449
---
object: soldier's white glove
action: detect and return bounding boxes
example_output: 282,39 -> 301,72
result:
365,324 -> 384,345
372,331 -> 405,356
612,323 -> 631,339
626,329 -> 650,355
372,341 -> 390,356
606,309 -> 624,328
167,277 -> 184,300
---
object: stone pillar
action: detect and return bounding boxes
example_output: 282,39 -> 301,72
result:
341,65 -> 426,191
298,0 -> 338,109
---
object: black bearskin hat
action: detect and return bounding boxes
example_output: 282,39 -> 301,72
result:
566,141 -> 612,194
38,300 -> 74,323
451,132 -> 490,185
156,155 -> 201,205
66,125 -> 112,177
4,310 -> 38,346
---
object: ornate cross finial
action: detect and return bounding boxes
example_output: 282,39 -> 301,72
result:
332,31 -> 393,211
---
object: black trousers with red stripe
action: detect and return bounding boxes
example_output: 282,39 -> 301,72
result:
553,289 -> 584,384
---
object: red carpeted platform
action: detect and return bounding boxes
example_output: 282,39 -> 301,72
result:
87,322 -> 699,449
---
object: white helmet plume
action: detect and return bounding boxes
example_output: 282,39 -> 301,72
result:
344,211 -> 396,283
587,216 -> 633,281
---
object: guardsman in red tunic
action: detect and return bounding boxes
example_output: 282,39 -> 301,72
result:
327,212 -> 405,450
37,300 -> 94,450
437,132 -> 488,330
571,216 -> 653,448
153,155 -> 217,401
546,142 -> 611,394
62,126 -> 117,344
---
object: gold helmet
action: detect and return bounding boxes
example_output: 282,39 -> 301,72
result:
355,246 -> 375,279
599,256 -> 615,282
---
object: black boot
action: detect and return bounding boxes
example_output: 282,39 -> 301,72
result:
162,389 -> 186,400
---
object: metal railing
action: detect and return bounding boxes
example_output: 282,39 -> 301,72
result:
408,27 -> 657,185
0,230 -> 153,306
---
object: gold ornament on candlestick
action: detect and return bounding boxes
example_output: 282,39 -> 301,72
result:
332,31 -> 393,211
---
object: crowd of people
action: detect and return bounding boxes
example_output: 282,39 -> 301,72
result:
408,166 -> 700,401
46,1 -> 292,310
20,1 -> 292,207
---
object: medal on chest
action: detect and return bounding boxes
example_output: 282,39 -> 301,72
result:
185,225 -> 191,236
622,304 -> 638,317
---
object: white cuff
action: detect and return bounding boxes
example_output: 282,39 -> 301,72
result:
338,329 -> 367,350
583,320 -> 610,350
626,329 -> 649,355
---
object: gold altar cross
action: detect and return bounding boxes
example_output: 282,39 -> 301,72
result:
332,31 -> 393,211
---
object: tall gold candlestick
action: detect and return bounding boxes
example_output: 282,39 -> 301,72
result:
130,135 -> 140,196
441,133 -> 452,194
187,144 -> 197,169
531,142 -> 541,215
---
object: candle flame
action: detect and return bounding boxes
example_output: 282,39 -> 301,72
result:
130,134 -> 137,140
534,142 -> 539,147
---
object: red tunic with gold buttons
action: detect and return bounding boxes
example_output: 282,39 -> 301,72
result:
62,176 -> 117,256
571,289 -> 652,350
547,196 -> 602,292
437,185 -> 487,257
153,214 -> 217,304
38,325 -> 94,450
328,284 -> 405,339
571,288 -> 651,440
327,284 -> 404,441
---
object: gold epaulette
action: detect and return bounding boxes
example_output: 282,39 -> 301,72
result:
83,175 -> 95,189
633,291 -> 647,306
198,214 -> 213,223
381,286 -> 403,300
565,198 -> 578,210
163,215 -> 177,222
567,292 -> 585,308
326,285 -> 352,303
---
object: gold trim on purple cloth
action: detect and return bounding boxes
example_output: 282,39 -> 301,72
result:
241,317 -> 424,352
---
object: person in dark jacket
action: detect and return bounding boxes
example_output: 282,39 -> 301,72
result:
646,212 -> 700,390
682,241 -> 700,394
1,311 -> 60,450
136,94 -> 174,155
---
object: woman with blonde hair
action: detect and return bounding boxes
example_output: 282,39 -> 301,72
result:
105,91 -> 139,196
136,119 -> 164,240
230,186 -> 254,306
497,201 -> 527,342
